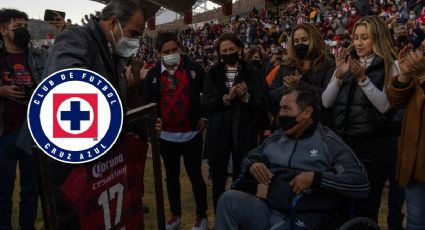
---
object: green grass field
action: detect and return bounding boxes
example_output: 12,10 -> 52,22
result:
12,155 -> 396,230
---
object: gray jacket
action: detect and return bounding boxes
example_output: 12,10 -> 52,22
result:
0,46 -> 48,153
43,19 -> 127,106
241,123 -> 370,199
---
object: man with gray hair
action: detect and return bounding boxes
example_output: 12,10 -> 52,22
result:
44,0 -> 150,105
43,0 -> 156,228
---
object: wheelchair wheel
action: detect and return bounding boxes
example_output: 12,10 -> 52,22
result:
337,217 -> 380,230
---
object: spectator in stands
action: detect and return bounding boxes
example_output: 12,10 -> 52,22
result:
246,47 -> 272,143
203,33 -> 267,211
143,32 -> 208,230
388,42 -> 425,230
394,24 -> 410,51
322,15 -> 400,221
265,49 -> 284,74
266,23 -> 335,126
215,86 -> 370,230
0,8 -> 47,230
332,11 -> 347,35
246,47 -> 264,73
346,5 -> 362,32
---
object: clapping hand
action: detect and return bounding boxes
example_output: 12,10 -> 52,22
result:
398,45 -> 425,82
335,48 -> 350,79
348,57 -> 367,82
283,69 -> 302,87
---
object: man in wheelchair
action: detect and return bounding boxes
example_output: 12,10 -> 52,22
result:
215,86 -> 371,230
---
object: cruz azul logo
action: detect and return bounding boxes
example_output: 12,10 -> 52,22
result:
28,68 -> 123,164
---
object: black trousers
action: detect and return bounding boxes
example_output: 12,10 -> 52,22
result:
345,136 -> 390,222
209,151 -> 245,212
160,135 -> 208,217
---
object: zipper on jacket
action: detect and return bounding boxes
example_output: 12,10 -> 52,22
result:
288,140 -> 298,168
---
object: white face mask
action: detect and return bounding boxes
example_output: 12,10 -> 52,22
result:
410,14 -> 416,20
351,10 -> 357,15
338,13 -> 343,18
111,20 -> 139,57
162,53 -> 181,66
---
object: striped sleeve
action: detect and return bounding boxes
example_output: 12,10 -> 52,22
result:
318,128 -> 370,199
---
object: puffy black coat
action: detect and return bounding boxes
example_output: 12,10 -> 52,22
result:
332,56 -> 389,137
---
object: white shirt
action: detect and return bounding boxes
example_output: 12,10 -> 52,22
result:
322,54 -> 400,114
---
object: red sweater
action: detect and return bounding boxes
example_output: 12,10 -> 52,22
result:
159,63 -> 192,132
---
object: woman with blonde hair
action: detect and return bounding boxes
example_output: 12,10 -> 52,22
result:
322,15 -> 399,221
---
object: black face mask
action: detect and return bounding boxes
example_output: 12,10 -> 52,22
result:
221,52 -> 239,65
397,35 -> 409,47
278,115 -> 298,131
294,44 -> 309,60
250,60 -> 262,69
12,27 -> 31,48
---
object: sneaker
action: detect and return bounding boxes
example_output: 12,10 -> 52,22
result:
191,216 -> 208,230
166,215 -> 182,230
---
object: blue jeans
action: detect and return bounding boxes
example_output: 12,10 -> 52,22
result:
0,130 -> 38,230
216,190 -> 329,230
405,180 -> 425,230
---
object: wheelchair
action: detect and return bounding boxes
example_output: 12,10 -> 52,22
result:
232,172 -> 380,230
286,193 -> 381,230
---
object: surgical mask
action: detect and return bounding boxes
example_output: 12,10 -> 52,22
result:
294,43 -> 309,59
221,52 -> 239,65
338,13 -> 343,18
111,21 -> 139,57
410,14 -> 416,20
162,53 -> 181,66
11,27 -> 31,48
351,10 -> 357,15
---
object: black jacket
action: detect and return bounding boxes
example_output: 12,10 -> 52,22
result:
143,55 -> 205,130
269,58 -> 335,126
269,58 -> 335,96
203,60 -> 267,159
44,19 -> 127,106
332,56 -> 389,137
42,20 -> 130,228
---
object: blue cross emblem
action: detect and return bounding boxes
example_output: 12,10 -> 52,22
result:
61,101 -> 90,131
